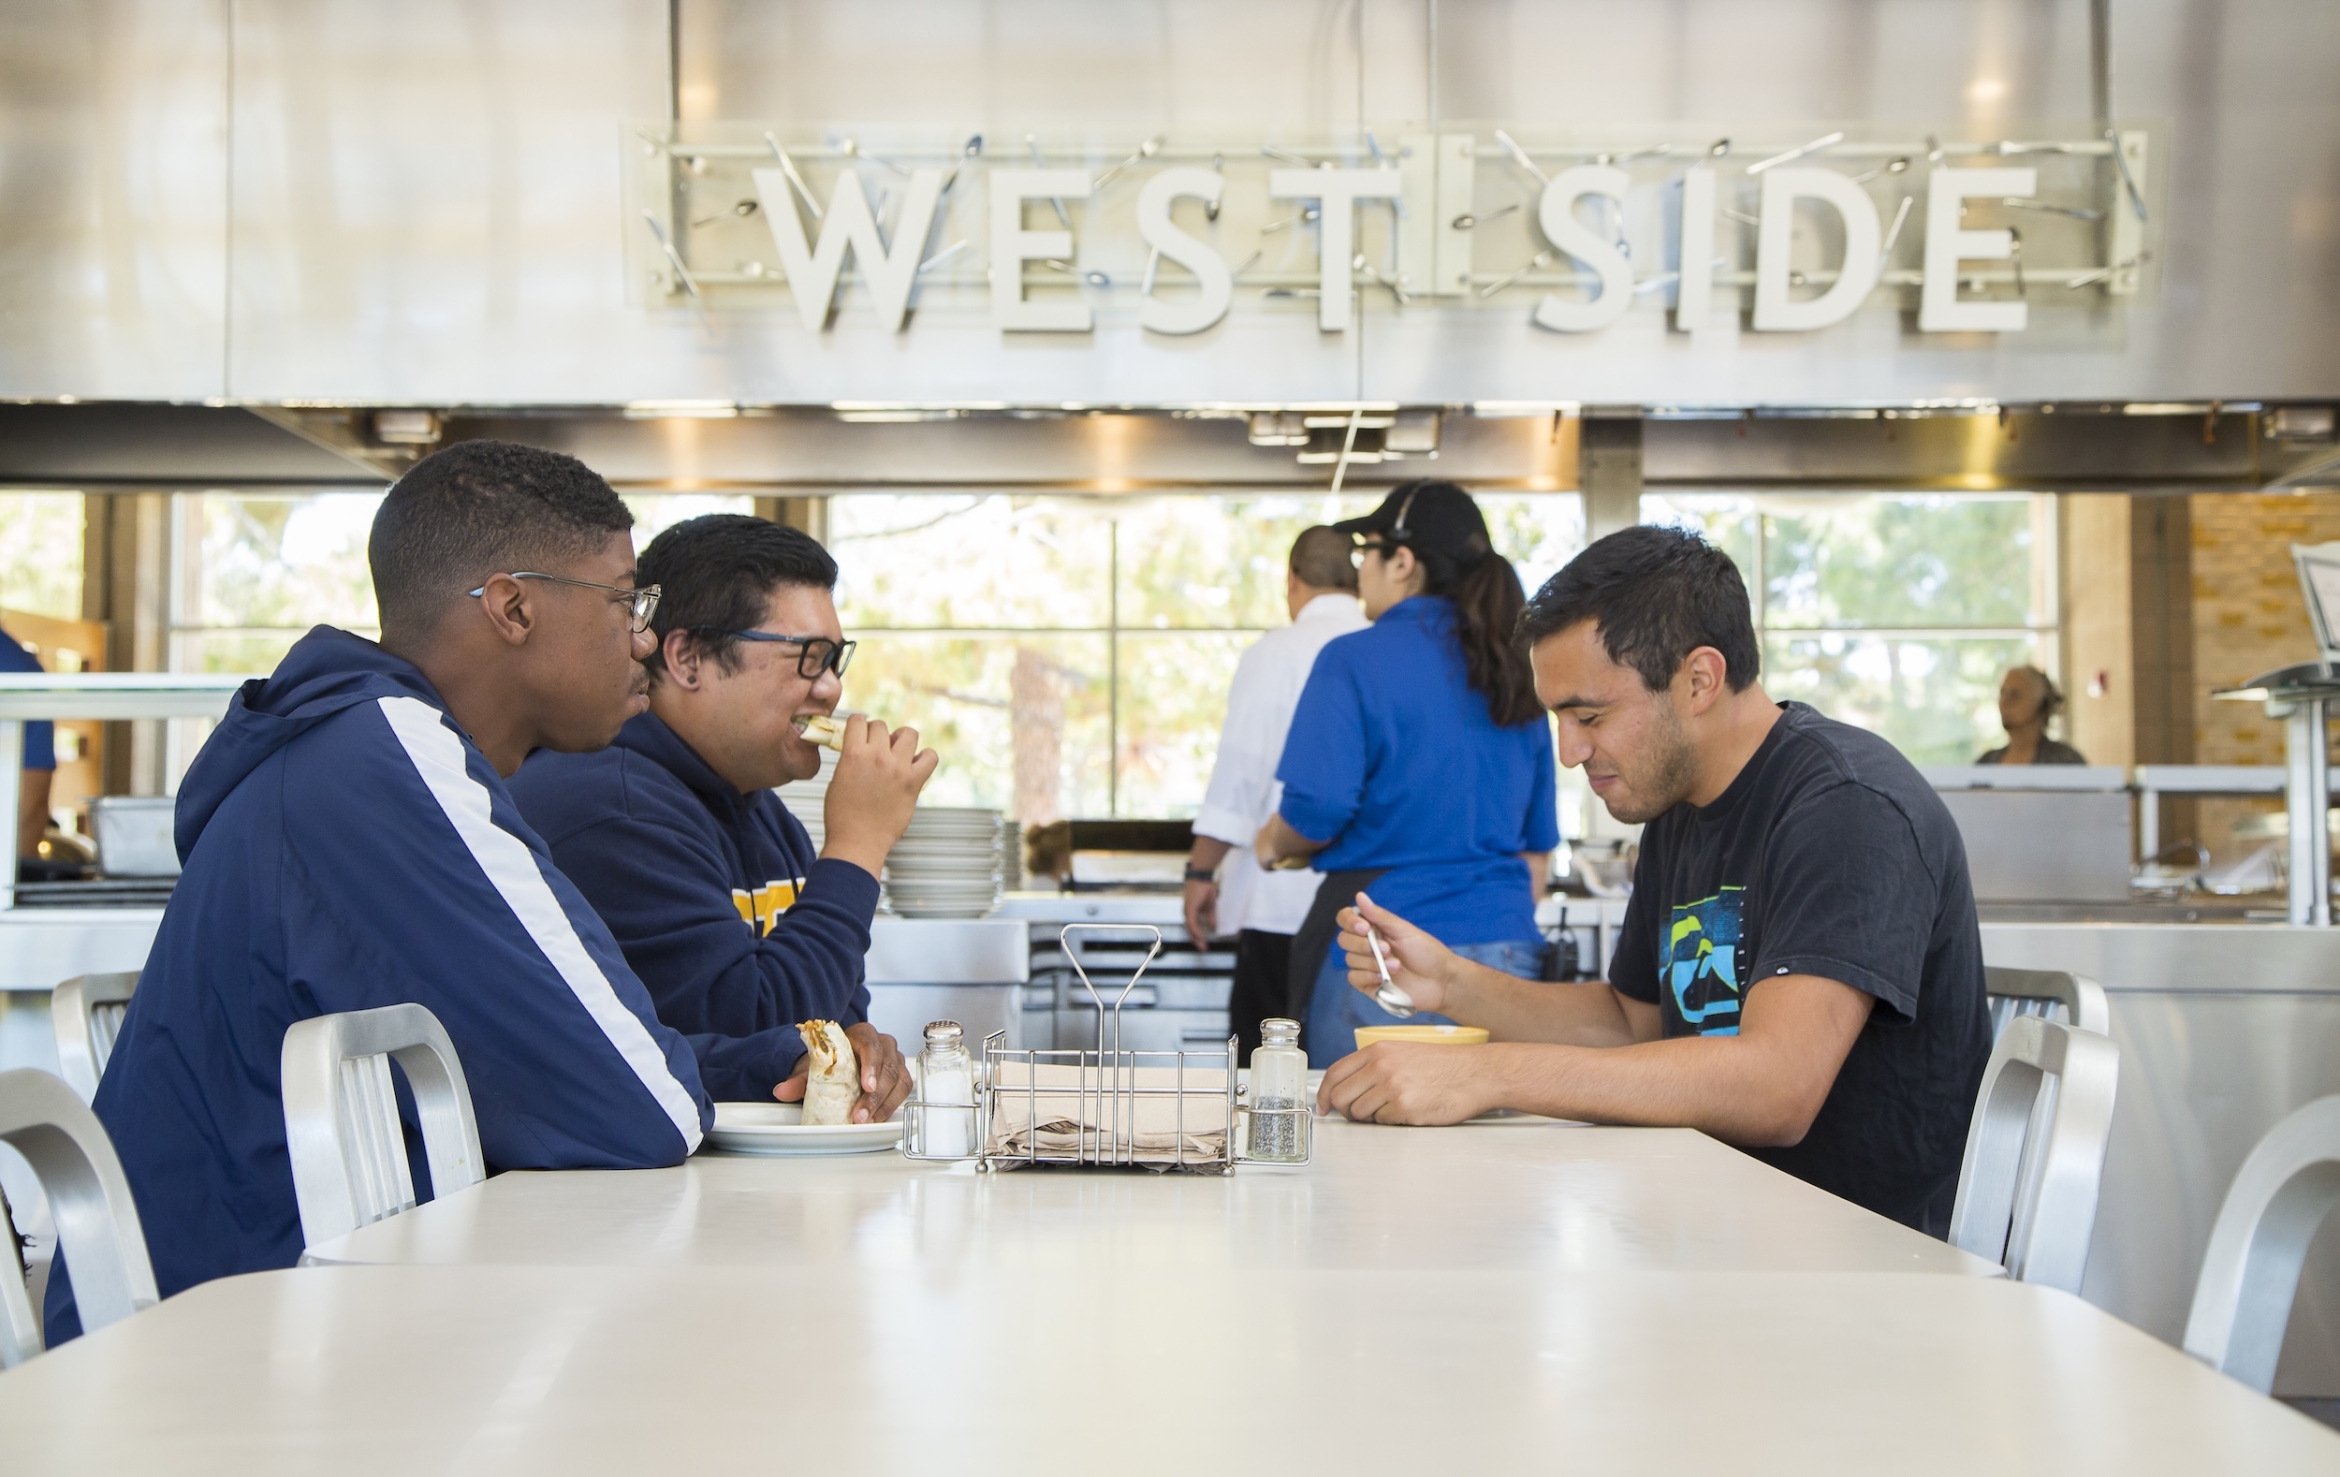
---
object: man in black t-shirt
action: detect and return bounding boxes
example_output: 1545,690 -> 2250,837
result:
1317,525 -> 1990,1235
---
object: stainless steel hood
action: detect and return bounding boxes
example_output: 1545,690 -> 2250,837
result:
0,401 -> 2332,496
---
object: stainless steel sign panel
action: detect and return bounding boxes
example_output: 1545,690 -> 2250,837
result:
633,123 -> 2155,340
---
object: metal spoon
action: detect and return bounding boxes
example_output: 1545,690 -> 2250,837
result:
1365,923 -> 1415,1018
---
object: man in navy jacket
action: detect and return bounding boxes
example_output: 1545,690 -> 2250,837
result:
511,515 -> 934,1121
47,442 -> 799,1339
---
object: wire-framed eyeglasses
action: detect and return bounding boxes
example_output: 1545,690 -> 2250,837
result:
468,572 -> 662,633
707,629 -> 858,679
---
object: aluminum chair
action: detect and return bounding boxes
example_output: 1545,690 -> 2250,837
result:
1948,1015 -> 2121,1293
2182,1095 -> 2340,1393
0,1068 -> 158,1367
1984,964 -> 2110,1037
52,971 -> 139,1104
280,1003 -> 484,1251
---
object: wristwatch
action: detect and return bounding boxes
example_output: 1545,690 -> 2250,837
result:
1183,866 -> 1217,884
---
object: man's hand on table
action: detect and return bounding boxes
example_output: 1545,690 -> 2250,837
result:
770,1023 -> 911,1123
1316,1042 -> 1507,1125
1335,893 -> 1458,1015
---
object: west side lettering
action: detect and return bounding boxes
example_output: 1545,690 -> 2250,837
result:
747,163 -> 2040,338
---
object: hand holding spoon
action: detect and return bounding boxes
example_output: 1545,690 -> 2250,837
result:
1364,918 -> 1415,1019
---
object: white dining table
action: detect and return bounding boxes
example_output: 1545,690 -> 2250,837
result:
307,1116 -> 2002,1275
5,1261 -> 2335,1474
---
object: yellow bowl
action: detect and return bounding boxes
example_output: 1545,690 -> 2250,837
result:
1353,1024 -> 1490,1050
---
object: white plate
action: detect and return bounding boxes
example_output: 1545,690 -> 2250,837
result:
706,1102 -> 904,1156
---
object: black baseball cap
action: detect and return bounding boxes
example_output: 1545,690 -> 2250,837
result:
1332,480 -> 1493,564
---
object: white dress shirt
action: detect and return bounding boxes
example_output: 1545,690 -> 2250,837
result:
1191,592 -> 1370,936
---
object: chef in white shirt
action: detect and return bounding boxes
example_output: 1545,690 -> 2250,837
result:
1183,526 -> 1370,1062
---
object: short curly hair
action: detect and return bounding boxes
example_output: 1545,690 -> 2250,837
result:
369,440 -> 634,643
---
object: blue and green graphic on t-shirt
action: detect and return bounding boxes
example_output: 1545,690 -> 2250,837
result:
1662,887 -> 1745,1037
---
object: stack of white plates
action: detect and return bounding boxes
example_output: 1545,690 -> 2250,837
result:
780,748 -> 836,854
884,806 -> 1004,918
998,817 -> 1024,891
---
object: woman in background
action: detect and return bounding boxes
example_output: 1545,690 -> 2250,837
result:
1977,665 -> 2086,765
1257,481 -> 1556,1068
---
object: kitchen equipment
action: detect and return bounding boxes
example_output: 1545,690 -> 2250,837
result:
1925,769 -> 2134,905
89,797 -> 180,879
2204,542 -> 2340,926
1063,819 -> 1192,893
1354,1024 -> 1490,1049
900,924 -> 1305,1172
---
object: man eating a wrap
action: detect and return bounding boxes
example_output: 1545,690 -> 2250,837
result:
511,514 -> 932,1123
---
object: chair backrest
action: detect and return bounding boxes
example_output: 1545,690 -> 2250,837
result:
51,971 -> 140,1105
1948,1015 -> 2121,1292
2182,1095 -> 2340,1393
0,1068 -> 158,1367
1984,965 -> 2110,1037
280,1004 -> 485,1251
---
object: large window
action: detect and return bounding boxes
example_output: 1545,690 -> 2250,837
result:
168,491 -> 751,675
830,492 -> 1586,820
1642,493 -> 2057,766
163,491 -> 750,782
147,484 -> 2048,812
0,492 -> 85,622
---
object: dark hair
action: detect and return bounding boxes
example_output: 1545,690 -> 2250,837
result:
2012,665 -> 2063,719
1519,524 -> 1760,693
1394,486 -> 1539,728
638,513 -> 839,682
369,439 -> 635,644
1288,525 -> 1359,591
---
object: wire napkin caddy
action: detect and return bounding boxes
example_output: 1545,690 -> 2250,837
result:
900,923 -> 1310,1172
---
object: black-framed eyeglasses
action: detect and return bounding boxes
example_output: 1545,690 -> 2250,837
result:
707,629 -> 858,679
1349,538 -> 1396,567
469,572 -> 662,633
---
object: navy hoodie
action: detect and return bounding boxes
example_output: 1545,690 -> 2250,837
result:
46,628 -> 733,1339
510,710 -> 878,1090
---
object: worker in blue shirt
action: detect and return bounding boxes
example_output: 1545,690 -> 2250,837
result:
0,623 -> 57,862
1257,481 -> 1558,1067
511,515 -> 934,1121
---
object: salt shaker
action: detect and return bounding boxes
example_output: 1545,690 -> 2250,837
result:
1245,1017 -> 1309,1163
912,1020 -> 977,1160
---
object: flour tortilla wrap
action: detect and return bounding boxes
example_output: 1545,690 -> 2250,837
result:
797,714 -> 847,751
797,1019 -> 860,1126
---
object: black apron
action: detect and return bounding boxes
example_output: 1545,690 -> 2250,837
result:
1282,868 -> 1388,1021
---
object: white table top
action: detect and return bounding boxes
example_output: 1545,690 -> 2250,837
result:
5,1263 -> 2332,1474
309,1117 -> 1999,1276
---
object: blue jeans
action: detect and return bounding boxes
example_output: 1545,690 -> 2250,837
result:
1303,937 -> 1546,1069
